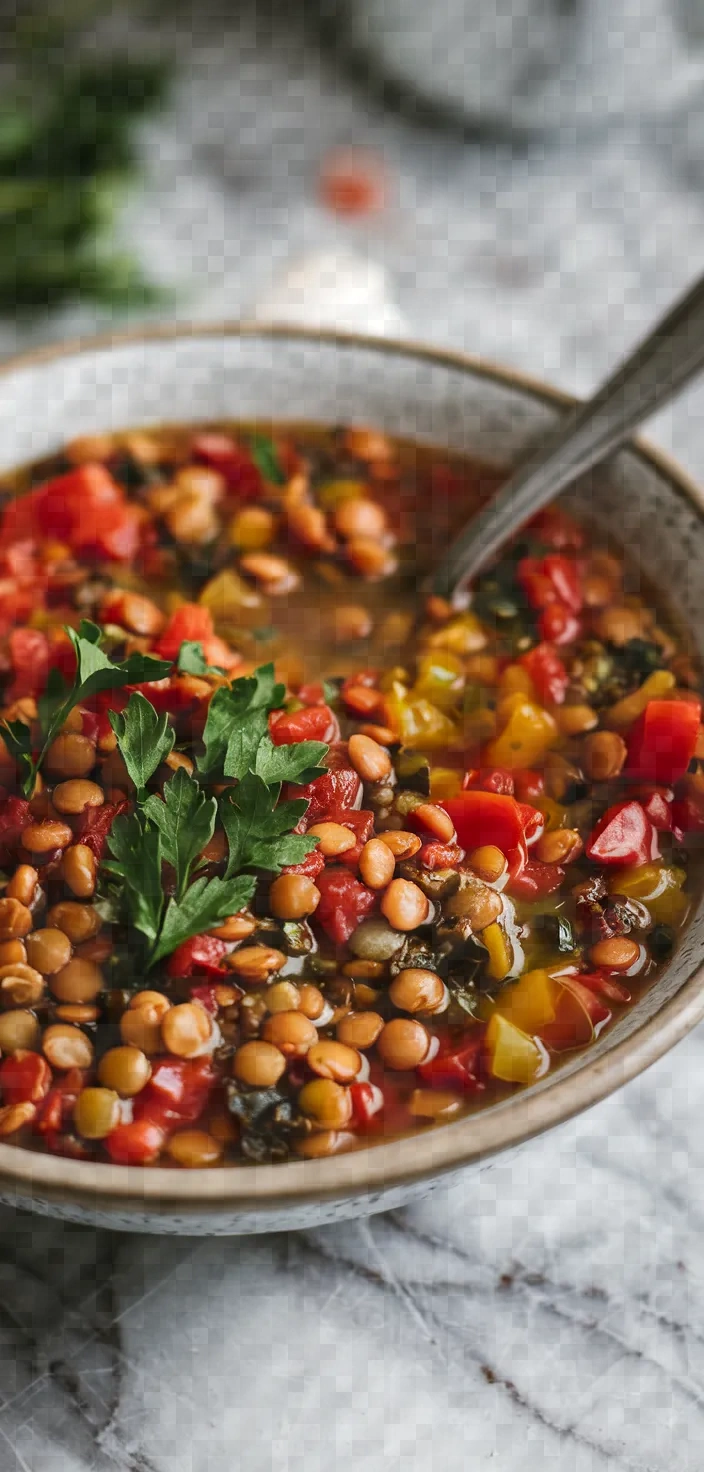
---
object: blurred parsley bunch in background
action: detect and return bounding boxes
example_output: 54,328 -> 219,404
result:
2,0 -> 171,314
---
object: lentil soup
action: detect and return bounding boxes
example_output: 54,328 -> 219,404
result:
0,421 -> 699,1169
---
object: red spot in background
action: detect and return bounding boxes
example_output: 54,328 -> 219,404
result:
318,149 -> 389,217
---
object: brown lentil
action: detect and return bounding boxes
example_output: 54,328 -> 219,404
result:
226,945 -> 287,983
263,980 -> 301,1014
26,928 -> 73,976
5,865 -> 39,906
120,997 -> 171,1054
161,1002 -> 214,1059
307,1039 -> 362,1084
348,733 -> 392,782
61,845 -> 97,898
52,779 -> 105,815
0,899 -> 32,941
336,1011 -> 384,1049
46,901 -> 101,945
0,964 -> 45,1007
0,1009 -> 41,1052
556,704 -> 599,736
268,874 -> 321,920
408,1089 -> 464,1121
306,822 -> 357,857
73,1088 -> 121,1140
233,1039 -> 288,1088
377,1018 -> 432,1071
42,1023 -> 94,1070
582,729 -> 628,781
412,803 -> 456,843
98,1046 -> 151,1097
0,1100 -> 37,1134
50,957 -> 103,1004
44,733 -> 96,779
298,1077 -> 353,1129
55,1004 -> 100,1024
389,968 -> 448,1016
380,878 -> 430,931
535,829 -> 584,865
166,1130 -> 224,1168
298,983 -> 327,1020
466,846 -> 507,884
0,940 -> 27,968
262,1010 -> 318,1057
358,838 -> 396,890
377,830 -> 422,860
589,937 -> 643,972
294,1129 -> 354,1159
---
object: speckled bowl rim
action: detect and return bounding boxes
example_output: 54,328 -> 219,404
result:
0,320 -> 702,1217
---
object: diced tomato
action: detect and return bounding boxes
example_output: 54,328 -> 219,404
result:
105,1118 -> 166,1165
280,846 -> 327,880
133,1057 -> 217,1130
506,854 -> 565,899
297,682 -> 327,706
341,672 -> 382,717
89,502 -> 144,563
542,554 -> 582,613
192,434 -> 264,500
513,769 -> 545,803
586,799 -> 660,867
540,976 -> 611,1051
7,627 -> 49,700
538,601 -> 581,646
517,557 -> 556,610
317,806 -> 375,871
350,1081 -> 384,1125
625,698 -> 701,785
0,1051 -> 51,1106
166,934 -> 228,979
635,786 -> 679,835
155,603 -> 214,662
270,704 -> 339,745
1,464 -> 142,564
34,1069 -> 86,1135
201,635 -> 241,672
672,780 -> 704,836
289,744 -> 362,823
577,971 -> 632,1004
519,643 -> 569,705
462,767 -> 515,796
417,1035 -> 485,1093
0,797 -> 32,865
74,800 -> 129,860
516,802 -> 545,846
440,790 -> 525,856
418,840 -> 465,869
314,868 -> 376,945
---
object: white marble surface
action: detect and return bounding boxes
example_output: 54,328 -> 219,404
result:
2,4 -> 704,1466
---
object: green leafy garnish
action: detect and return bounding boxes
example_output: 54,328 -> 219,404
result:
102,810 -> 164,949
249,433 -> 285,486
142,767 -> 217,902
151,875 -> 256,966
1,620 -> 171,796
198,663 -> 285,781
108,691 -> 174,796
220,773 -> 317,879
253,736 -> 327,787
176,640 -> 226,677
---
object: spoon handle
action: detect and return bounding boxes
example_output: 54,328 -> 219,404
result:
433,271 -> 704,599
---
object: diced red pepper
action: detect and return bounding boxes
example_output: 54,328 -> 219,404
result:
270,704 -> 339,745
506,853 -> 565,899
462,767 -> 515,796
7,627 -> 49,701
542,554 -> 582,613
625,698 -> 701,785
513,769 -> 545,803
540,976 -> 611,1051
0,797 -> 31,865
288,745 -> 362,823
314,868 -> 377,945
317,806 -> 375,871
0,1051 -> 52,1106
280,846 -> 327,880
538,601 -> 581,646
133,1057 -> 217,1130
1,464 -> 142,563
34,1068 -> 86,1135
519,643 -> 569,705
192,433 -> 264,500
418,840 -> 465,869
636,786 -> 680,836
516,802 -> 545,847
166,934 -> 228,979
350,1081 -> 384,1125
527,506 -> 584,550
154,603 -> 214,662
105,1118 -> 166,1165
585,799 -> 660,867
440,790 -> 526,856
577,971 -> 632,1004
340,672 -> 381,717
417,1035 -> 485,1093
517,557 -> 556,610
297,682 -> 327,706
74,800 -> 129,860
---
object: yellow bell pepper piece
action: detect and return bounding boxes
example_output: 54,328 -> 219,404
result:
385,692 -> 459,750
485,1013 -> 545,1084
429,767 -> 463,801
316,477 -> 368,510
199,568 -> 262,617
604,669 -> 676,731
537,797 -> 570,832
483,922 -> 513,981
484,695 -> 558,770
500,664 -> 536,698
412,652 -> 465,710
607,862 -> 687,924
497,968 -> 559,1032
426,612 -> 488,655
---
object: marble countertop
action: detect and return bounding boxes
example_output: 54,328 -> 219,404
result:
3,4 -> 704,1467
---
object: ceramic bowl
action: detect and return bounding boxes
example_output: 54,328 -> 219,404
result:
0,324 -> 702,1234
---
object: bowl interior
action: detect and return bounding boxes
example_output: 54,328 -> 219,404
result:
0,324 -> 702,1207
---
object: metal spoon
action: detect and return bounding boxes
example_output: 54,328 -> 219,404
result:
432,271 -> 704,601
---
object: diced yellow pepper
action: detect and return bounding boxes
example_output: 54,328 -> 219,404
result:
199,568 -> 262,617
426,612 -> 487,655
412,652 -> 465,710
429,767 -> 463,801
608,862 -> 688,925
604,669 -> 676,730
497,968 -> 559,1032
537,797 -> 570,832
316,477 -> 368,510
484,695 -> 558,770
485,1013 -> 544,1084
385,694 -> 459,750
483,922 -> 513,981
499,664 -> 536,698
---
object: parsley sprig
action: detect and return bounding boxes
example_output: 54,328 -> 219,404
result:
103,663 -> 328,970
1,621 -> 171,797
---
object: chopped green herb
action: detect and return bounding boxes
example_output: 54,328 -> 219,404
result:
249,433 -> 285,486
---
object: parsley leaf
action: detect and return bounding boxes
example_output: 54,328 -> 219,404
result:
223,710 -> 271,781
142,766 -> 217,901
253,736 -> 328,787
109,691 -> 174,795
0,719 -> 34,789
198,662 -> 285,781
220,772 -> 318,878
103,810 -> 164,948
151,874 -> 256,965
177,640 -> 226,677
249,433 -> 285,486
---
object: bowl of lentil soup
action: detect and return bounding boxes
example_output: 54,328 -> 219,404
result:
0,324 -> 701,1234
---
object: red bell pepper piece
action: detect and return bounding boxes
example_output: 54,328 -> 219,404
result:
585,799 -> 660,867
527,505 -> 584,550
633,785 -> 681,837
513,769 -> 545,803
538,601 -> 581,646
541,554 -> 582,612
297,682 -> 327,706
270,704 -> 339,745
316,806 -> 375,871
154,603 -> 214,661
625,698 -> 701,785
314,868 -> 376,944
440,790 -> 526,856
419,840 -> 466,869
105,1118 -> 166,1165
166,933 -> 229,979
7,628 -> 49,701
516,802 -> 545,847
74,800 -> 129,860
289,744 -> 362,823
519,642 -> 569,705
281,846 -> 327,880
2,463 -> 142,563
462,767 -> 515,795
350,1081 -> 384,1125
0,1051 -> 52,1106
0,797 -> 31,865
34,1068 -> 86,1135
506,853 -> 565,899
577,971 -> 632,1004
417,1035 -> 485,1093
133,1057 -> 217,1130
